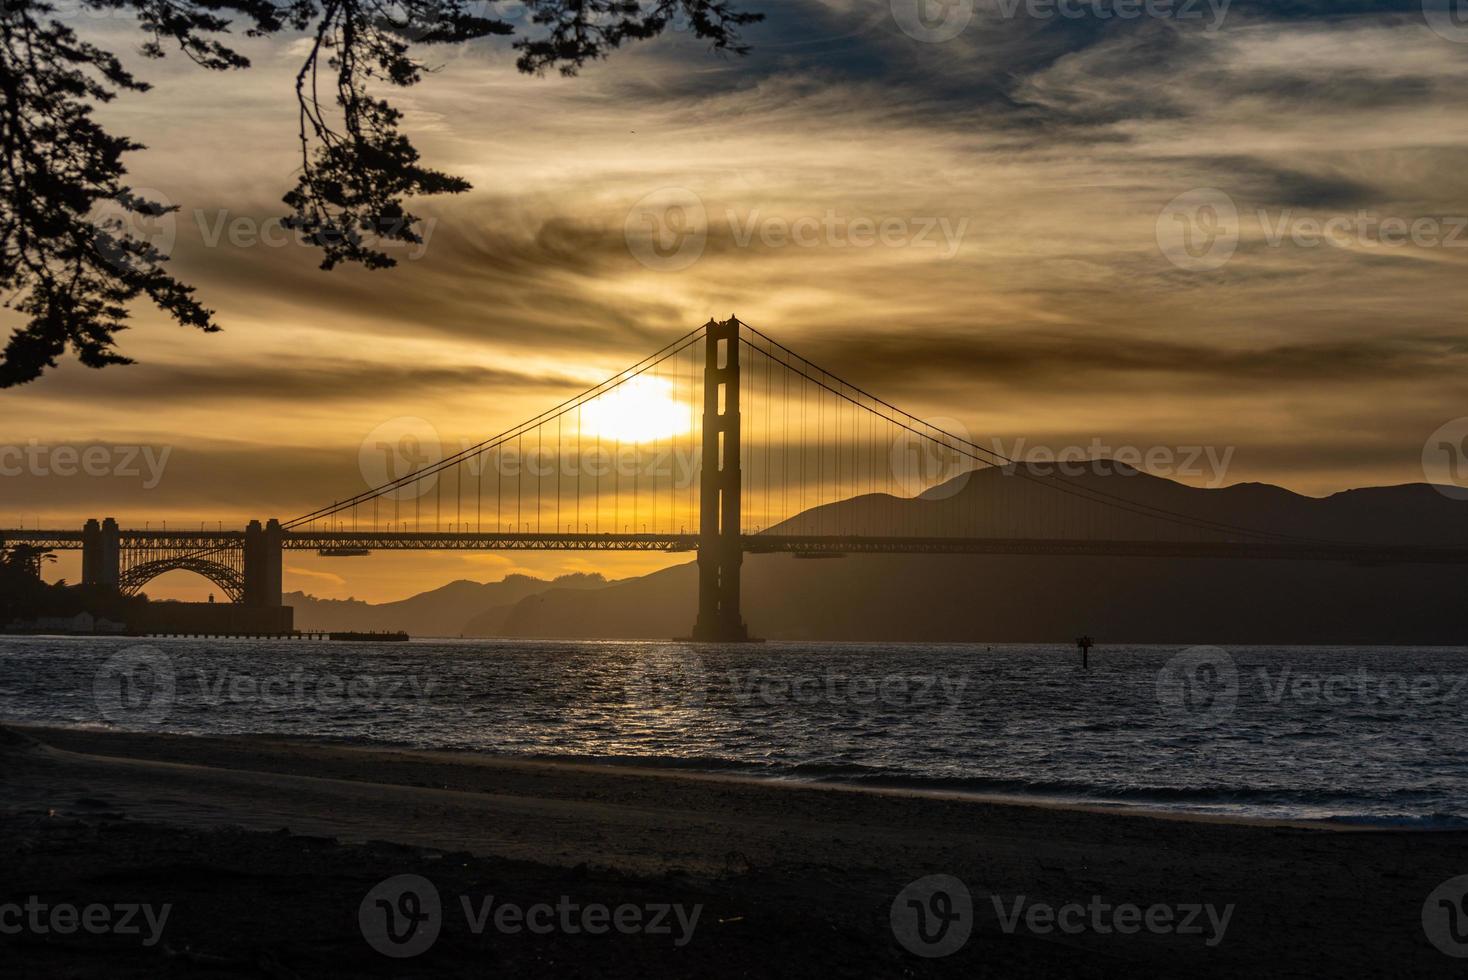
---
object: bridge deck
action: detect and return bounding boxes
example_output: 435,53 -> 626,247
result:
5,529 -> 1468,564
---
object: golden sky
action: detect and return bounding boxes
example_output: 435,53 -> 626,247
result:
6,0 -> 1468,601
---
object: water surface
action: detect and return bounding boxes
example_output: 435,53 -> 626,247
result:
2,636 -> 1464,826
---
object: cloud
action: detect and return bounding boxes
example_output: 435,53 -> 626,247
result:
6,0 -> 1465,559
19,354 -> 573,407
285,566 -> 348,586
795,330 -> 1468,390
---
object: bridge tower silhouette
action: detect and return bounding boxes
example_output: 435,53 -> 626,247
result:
692,318 -> 748,642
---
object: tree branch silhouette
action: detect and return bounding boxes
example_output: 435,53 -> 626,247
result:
0,0 -> 760,386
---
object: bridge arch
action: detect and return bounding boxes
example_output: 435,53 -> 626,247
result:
118,556 -> 246,603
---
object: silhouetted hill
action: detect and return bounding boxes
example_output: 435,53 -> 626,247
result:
772,463 -> 1468,546
488,466 -> 1468,644
285,573 -> 608,636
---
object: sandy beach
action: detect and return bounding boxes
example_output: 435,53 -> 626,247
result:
1,723 -> 1463,977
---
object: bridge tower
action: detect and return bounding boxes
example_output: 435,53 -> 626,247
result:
692,318 -> 749,642
242,518 -> 284,607
82,519 -> 100,586
81,517 -> 121,591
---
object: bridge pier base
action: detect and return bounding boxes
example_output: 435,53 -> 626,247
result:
691,318 -> 750,643
242,518 -> 284,608
81,517 -> 120,592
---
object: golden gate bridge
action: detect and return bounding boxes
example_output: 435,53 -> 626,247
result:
7,318 -> 1468,640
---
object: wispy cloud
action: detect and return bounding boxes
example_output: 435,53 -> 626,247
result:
6,0 -> 1465,561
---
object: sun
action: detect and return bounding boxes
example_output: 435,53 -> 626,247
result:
579,376 -> 693,444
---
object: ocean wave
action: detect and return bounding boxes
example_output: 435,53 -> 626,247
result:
4,637 -> 1467,825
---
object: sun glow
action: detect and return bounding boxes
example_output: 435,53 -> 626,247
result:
579,376 -> 693,444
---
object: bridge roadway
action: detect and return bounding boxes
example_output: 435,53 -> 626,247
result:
8,528 -> 1468,564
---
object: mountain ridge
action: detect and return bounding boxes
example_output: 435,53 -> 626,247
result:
285,468 -> 1468,643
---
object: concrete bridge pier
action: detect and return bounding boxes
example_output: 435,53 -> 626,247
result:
81,517 -> 120,591
243,518 -> 284,608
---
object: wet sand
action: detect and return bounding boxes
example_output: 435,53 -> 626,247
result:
1,724 -> 1463,977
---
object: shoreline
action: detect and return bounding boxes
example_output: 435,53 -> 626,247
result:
5,720 -> 1453,831
9,632 -> 1468,648
3,724 -> 1463,976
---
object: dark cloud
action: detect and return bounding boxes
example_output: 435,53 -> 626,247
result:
793,330 -> 1468,390
150,198 -> 693,356
1226,0 -> 1421,18
17,357 -> 569,408
1214,69 -> 1438,110
1195,161 -> 1382,209
0,444 -> 345,521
